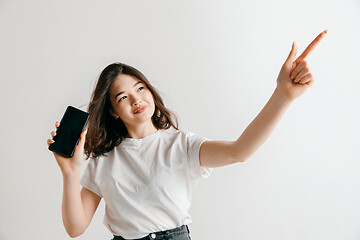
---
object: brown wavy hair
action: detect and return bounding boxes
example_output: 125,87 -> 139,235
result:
84,62 -> 179,160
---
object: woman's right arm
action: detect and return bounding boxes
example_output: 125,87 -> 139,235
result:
62,171 -> 101,238
48,122 -> 101,238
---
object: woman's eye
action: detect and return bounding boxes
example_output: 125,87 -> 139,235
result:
118,87 -> 144,103
118,96 -> 126,102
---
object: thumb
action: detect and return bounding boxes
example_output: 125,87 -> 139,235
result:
78,128 -> 88,147
285,41 -> 297,66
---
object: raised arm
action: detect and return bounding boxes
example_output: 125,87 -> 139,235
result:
200,30 -> 327,167
47,123 -> 101,237
199,89 -> 291,167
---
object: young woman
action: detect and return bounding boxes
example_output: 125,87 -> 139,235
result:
47,30 -> 327,240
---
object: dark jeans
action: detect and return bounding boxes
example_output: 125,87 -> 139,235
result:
112,225 -> 191,240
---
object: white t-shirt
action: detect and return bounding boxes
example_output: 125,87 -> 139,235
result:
80,127 -> 212,239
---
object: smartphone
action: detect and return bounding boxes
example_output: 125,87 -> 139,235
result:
48,106 -> 89,158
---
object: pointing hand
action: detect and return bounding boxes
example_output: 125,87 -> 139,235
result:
276,30 -> 327,101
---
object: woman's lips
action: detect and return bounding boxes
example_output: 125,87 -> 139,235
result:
134,106 -> 147,114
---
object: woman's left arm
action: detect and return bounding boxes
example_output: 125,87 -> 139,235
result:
199,30 -> 327,168
199,88 -> 292,168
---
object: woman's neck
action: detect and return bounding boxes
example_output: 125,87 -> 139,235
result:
125,124 -> 158,139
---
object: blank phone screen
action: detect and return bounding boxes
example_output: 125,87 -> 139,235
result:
49,106 -> 89,158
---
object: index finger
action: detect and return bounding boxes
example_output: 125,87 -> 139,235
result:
294,29 -> 328,66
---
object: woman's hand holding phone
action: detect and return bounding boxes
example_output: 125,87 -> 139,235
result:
47,121 -> 88,175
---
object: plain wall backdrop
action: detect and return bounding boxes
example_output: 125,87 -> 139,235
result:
1,0 -> 359,239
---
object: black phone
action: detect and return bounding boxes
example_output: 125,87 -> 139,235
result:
48,106 -> 89,158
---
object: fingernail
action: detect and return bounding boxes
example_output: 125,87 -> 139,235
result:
50,139 -> 54,143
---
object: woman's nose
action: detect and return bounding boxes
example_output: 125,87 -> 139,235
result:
132,98 -> 142,106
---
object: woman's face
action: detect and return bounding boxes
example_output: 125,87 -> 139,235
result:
108,74 -> 155,127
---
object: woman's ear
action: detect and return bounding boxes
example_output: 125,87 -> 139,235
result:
109,109 -> 119,119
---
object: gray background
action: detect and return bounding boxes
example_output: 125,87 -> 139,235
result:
1,0 -> 359,239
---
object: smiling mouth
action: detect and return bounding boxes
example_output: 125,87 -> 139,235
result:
134,106 -> 147,114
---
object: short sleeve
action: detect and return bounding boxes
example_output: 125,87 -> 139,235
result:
184,131 -> 213,179
80,158 -> 103,198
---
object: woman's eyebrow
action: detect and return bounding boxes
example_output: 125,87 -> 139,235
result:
114,81 -> 142,100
